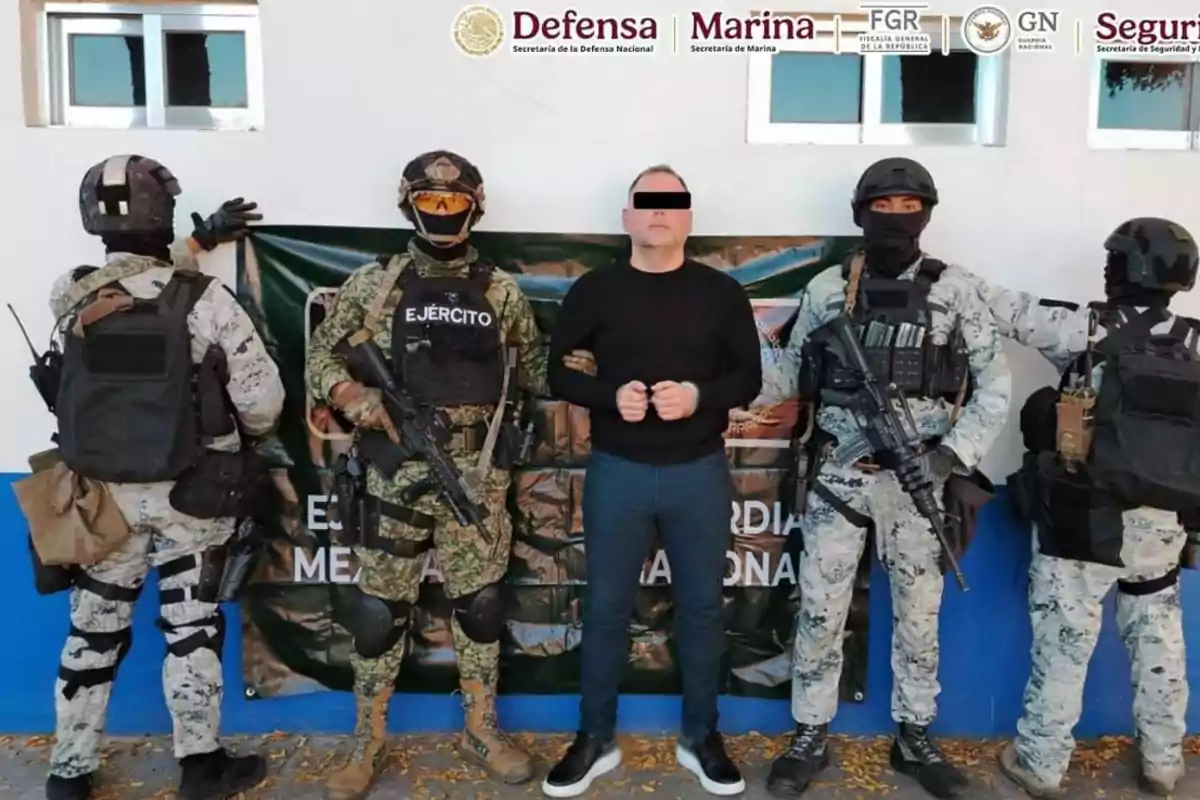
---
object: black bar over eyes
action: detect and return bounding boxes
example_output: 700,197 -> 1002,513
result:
633,191 -> 691,210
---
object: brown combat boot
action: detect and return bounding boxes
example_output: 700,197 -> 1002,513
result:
325,688 -> 393,800
458,679 -> 534,784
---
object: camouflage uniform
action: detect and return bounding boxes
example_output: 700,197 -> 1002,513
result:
764,260 -> 1011,725
962,269 -> 1191,795
47,252 -> 285,780
308,233 -> 545,793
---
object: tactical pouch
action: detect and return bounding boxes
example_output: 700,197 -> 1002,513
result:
195,345 -> 236,438
940,470 -> 995,575
28,534 -> 75,595
890,346 -> 925,393
217,519 -> 268,602
1033,451 -> 1126,568
493,420 -> 526,470
168,449 -> 273,520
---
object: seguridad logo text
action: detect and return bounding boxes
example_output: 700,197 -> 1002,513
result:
1095,11 -> 1200,54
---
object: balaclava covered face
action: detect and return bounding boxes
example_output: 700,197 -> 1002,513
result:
101,230 -> 174,262
1104,250 -> 1174,308
860,207 -> 930,277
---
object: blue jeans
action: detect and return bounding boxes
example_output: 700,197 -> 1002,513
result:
578,448 -> 733,745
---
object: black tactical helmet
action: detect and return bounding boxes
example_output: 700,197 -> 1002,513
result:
1105,217 -> 1198,292
851,157 -> 938,222
397,150 -> 486,226
79,154 -> 181,236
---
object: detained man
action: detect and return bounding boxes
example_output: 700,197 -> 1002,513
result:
541,165 -> 763,797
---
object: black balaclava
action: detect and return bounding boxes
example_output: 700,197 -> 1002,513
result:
861,208 -> 930,277
1104,250 -> 1174,308
414,235 -> 469,262
101,230 -> 174,263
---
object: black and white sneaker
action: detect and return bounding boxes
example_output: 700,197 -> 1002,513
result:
541,732 -> 621,798
676,731 -> 746,796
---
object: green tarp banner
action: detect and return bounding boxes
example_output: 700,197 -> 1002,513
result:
235,226 -> 873,703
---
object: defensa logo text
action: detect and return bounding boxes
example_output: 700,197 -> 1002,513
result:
687,11 -> 814,54
405,305 -> 493,325
1095,12 -> 1200,54
511,10 -> 658,54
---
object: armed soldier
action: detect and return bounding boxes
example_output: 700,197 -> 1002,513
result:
41,155 -> 280,800
960,220 -> 1199,799
762,158 -> 1011,800
308,150 -> 593,799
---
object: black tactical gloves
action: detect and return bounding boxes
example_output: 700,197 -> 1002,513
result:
190,198 -> 263,252
895,446 -> 957,495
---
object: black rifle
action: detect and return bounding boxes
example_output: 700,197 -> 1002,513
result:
8,304 -> 62,414
334,330 -> 493,544
825,314 -> 969,591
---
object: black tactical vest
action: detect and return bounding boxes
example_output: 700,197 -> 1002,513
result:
57,271 -> 213,483
1086,307 -> 1200,511
390,260 -> 504,407
820,256 -> 970,402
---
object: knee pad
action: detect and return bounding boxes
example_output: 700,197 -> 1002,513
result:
158,607 -> 227,661
58,625 -> 133,701
452,583 -> 504,644
349,593 -> 411,659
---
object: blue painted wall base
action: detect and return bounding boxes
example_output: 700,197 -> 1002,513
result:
3,474 -> 1197,738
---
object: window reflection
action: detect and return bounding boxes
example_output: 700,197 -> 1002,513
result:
70,34 -> 145,107
1098,60 -> 1192,131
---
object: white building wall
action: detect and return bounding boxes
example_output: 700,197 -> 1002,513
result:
2,0 -> 1199,474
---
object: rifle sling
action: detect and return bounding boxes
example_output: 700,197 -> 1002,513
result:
812,481 -> 874,532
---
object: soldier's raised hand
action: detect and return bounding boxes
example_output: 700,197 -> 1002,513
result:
190,197 -> 263,252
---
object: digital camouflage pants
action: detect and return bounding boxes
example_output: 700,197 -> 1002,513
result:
1014,508 -> 1189,787
50,482 -> 234,779
792,462 -> 946,727
349,465 -> 513,743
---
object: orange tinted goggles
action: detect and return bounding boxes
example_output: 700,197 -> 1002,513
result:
412,190 -> 474,216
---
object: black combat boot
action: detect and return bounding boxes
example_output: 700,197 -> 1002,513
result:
766,724 -> 830,797
45,772 -> 93,800
889,723 -> 969,799
177,748 -> 267,800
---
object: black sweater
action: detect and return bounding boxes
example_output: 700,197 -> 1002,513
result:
548,258 -> 762,464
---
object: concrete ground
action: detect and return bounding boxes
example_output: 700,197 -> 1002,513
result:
0,732 -> 1196,799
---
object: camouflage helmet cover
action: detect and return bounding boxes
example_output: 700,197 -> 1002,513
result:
851,157 -> 938,221
397,150 -> 486,225
79,154 -> 181,236
1105,217 -> 1198,292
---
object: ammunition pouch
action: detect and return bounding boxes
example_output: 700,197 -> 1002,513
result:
940,470 -> 995,576
1028,450 -> 1127,568
29,534 -> 76,595
821,336 -> 968,400
195,345 -> 236,439
168,449 -> 273,520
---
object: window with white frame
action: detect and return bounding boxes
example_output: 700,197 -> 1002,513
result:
1088,56 -> 1200,150
747,14 -> 1009,146
36,2 -> 263,130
